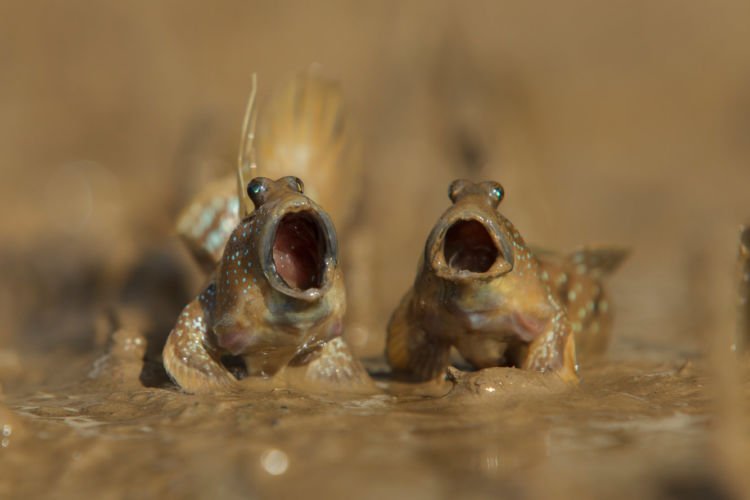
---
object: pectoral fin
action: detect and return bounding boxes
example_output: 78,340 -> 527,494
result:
280,337 -> 377,393
162,296 -> 237,393
386,294 -> 451,381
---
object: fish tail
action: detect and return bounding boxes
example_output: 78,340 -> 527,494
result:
175,178 -> 239,271
567,246 -> 630,279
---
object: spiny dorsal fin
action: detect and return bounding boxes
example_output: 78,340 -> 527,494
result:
236,73 -> 258,217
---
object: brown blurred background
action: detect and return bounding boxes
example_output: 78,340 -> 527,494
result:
1,0 -> 749,358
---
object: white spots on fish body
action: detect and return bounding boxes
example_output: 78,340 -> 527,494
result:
191,316 -> 204,330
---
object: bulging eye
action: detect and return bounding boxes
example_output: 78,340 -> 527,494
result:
247,177 -> 269,208
448,179 -> 470,203
490,186 -> 505,203
490,184 -> 504,204
280,176 -> 304,194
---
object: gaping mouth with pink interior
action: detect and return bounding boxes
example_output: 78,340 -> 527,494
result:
272,211 -> 326,290
443,220 -> 499,273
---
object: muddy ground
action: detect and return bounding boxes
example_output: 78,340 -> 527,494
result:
1,2 -> 750,498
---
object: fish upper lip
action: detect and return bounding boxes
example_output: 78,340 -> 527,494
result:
260,201 -> 337,301
426,211 -> 513,281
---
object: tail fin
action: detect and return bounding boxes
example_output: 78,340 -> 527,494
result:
175,177 -> 239,271
567,246 -> 630,278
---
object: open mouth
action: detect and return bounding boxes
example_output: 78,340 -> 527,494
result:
272,211 -> 326,290
443,220 -> 499,273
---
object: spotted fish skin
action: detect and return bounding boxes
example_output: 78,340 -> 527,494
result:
166,71 -> 369,393
164,177 -> 364,393
387,179 -> 626,382
534,246 -> 628,356
162,284 -> 237,391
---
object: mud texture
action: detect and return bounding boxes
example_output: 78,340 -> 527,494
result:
3,345 -> 747,499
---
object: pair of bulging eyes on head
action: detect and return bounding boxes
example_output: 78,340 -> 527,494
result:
246,176 -> 305,209
246,176 -> 506,209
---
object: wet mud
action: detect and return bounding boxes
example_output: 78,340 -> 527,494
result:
3,345 -> 744,499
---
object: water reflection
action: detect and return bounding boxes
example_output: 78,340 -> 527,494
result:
260,448 -> 289,476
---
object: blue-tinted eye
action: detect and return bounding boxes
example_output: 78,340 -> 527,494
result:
248,181 -> 264,197
247,180 -> 269,209
491,186 -> 504,201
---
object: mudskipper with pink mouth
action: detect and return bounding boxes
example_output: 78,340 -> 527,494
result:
387,179 -> 627,382
163,176 -> 368,393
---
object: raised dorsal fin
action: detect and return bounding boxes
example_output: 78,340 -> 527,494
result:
236,73 -> 258,217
